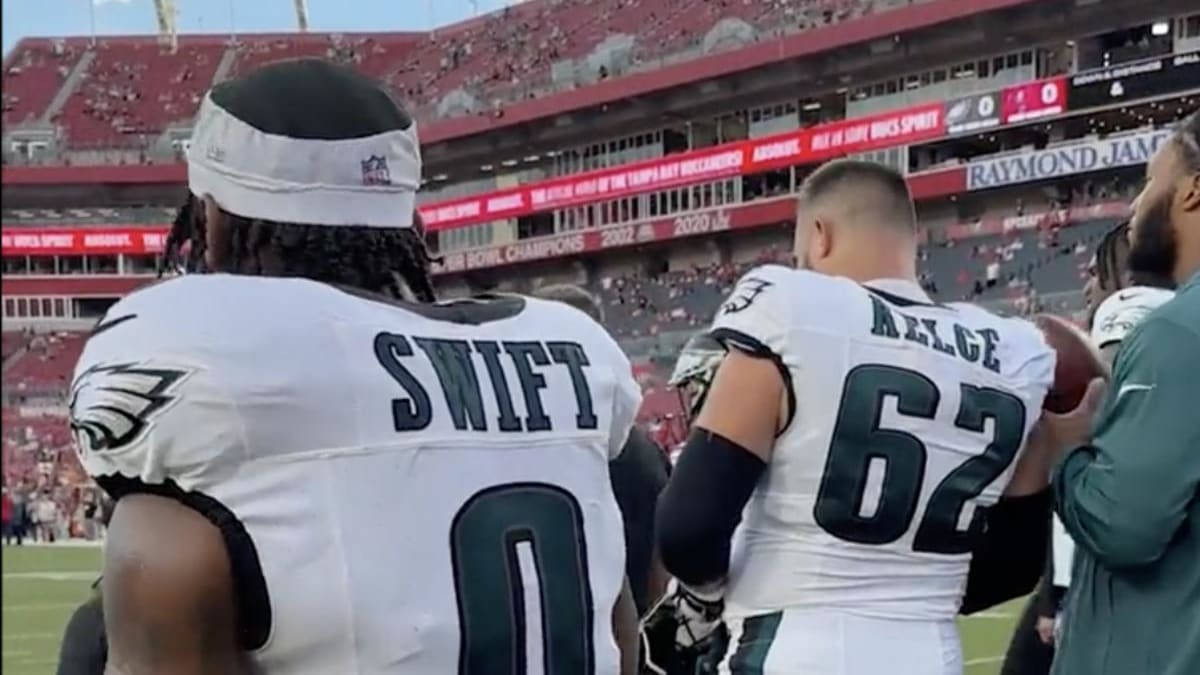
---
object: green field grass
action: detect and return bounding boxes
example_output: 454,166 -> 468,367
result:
2,545 -> 102,675
2,544 -> 1024,674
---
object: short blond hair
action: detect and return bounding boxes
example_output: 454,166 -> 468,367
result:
533,284 -> 605,323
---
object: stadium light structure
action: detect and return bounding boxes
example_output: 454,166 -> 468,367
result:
152,0 -> 178,51
294,0 -> 310,32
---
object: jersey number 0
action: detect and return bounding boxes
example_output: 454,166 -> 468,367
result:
814,364 -> 1027,554
450,482 -> 595,674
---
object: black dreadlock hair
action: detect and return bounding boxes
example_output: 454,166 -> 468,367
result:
1093,221 -> 1131,293
159,196 -> 199,277
161,58 -> 437,302
160,194 -> 437,302
1093,220 -> 1174,292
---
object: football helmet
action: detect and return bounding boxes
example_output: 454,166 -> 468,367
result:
667,332 -> 726,426
641,580 -> 727,675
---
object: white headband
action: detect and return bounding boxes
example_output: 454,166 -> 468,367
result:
186,93 -> 421,228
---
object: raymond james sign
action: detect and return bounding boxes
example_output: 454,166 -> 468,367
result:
966,128 -> 1171,190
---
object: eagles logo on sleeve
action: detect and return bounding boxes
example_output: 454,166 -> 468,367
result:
720,276 -> 773,315
69,362 -> 194,457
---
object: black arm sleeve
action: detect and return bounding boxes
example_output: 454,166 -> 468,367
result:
960,489 -> 1052,616
56,590 -> 107,675
655,428 -> 766,588
609,426 -> 670,615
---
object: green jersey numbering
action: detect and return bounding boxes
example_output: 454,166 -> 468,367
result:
814,364 -> 1028,555
450,482 -> 596,675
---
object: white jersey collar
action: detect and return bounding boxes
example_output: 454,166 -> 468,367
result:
863,278 -> 933,305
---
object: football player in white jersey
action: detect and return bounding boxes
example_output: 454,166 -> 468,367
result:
652,160 -> 1102,675
1085,221 -> 1178,362
69,59 -> 640,675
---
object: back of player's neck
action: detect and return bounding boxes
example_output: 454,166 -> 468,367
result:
830,259 -> 917,286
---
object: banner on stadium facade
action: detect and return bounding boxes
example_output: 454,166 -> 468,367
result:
430,199 -> 795,273
965,127 -> 1170,190
1001,77 -> 1067,124
0,228 -> 169,256
0,165 -> 973,262
1068,51 -> 1200,110
946,91 -> 1001,134
0,199 -> 1130,286
417,102 -> 946,231
0,201 -> 794,266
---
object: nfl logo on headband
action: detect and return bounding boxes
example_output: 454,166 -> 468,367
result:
361,155 -> 392,186
185,59 -> 421,230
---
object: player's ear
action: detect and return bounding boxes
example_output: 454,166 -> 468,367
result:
1177,171 -> 1200,212
811,216 -> 833,264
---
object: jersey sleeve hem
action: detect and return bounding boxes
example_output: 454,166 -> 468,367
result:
709,327 -> 796,437
97,474 -> 274,651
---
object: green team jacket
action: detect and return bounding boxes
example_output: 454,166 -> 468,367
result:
1052,271 -> 1200,675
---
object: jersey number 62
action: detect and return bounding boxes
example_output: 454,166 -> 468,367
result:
814,364 -> 1027,555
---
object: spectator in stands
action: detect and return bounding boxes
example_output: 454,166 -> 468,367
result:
81,493 -> 100,541
1,487 -> 11,542
5,487 -> 28,546
34,491 -> 58,543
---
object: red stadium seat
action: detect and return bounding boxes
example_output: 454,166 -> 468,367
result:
2,39 -> 88,127
3,0 -> 897,146
53,39 -> 226,148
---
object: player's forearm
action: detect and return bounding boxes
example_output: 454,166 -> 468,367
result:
611,579 -> 639,675
1005,418 -> 1062,497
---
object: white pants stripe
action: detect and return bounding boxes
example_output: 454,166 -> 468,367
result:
717,610 -> 963,675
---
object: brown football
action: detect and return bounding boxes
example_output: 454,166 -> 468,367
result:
1032,313 -> 1110,413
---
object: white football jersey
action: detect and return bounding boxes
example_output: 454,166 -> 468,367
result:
711,265 -> 1055,621
71,274 -> 640,675
1089,285 -> 1175,348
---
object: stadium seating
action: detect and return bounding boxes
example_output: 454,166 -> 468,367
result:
3,332 -> 87,397
594,217 -> 1110,342
1,39 -> 87,128
922,219 -> 1112,302
52,39 -> 226,148
2,205 -> 174,226
2,0 -> 893,149
1,331 -> 32,361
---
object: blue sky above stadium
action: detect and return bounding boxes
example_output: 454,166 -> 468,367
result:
2,0 -> 525,55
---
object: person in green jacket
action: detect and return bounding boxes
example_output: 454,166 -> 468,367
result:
1040,110 -> 1200,675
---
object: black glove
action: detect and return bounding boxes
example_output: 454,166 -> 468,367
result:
640,581 -> 726,674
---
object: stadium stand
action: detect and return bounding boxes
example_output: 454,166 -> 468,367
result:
3,0 -> 898,147
3,332 -> 87,398
53,39 -> 226,148
1,39 -> 87,127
